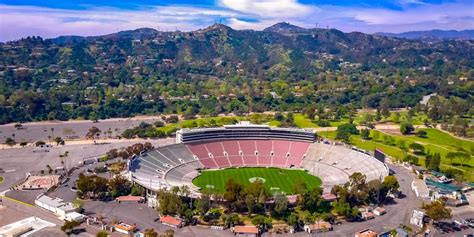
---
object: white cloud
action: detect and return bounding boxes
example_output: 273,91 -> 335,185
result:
219,0 -> 317,18
0,4 -> 238,41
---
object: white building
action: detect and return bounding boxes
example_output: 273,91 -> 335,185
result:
35,194 -> 78,219
411,179 -> 430,199
410,209 -> 425,228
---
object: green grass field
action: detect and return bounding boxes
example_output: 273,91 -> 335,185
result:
192,167 -> 321,194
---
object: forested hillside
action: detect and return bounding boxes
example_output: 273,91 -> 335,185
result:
0,23 -> 472,124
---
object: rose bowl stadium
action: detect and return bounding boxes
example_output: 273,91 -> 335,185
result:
127,122 -> 389,206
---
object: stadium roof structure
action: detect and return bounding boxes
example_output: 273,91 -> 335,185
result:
176,122 -> 316,144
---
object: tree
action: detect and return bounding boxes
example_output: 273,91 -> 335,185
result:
223,179 -> 243,204
76,173 -> 109,199
222,213 -> 240,228
5,137 -> 16,147
61,220 -> 80,235
457,152 -> 471,167
400,121 -> 414,135
300,186 -> 324,213
245,194 -> 256,215
426,153 -> 441,171
397,139 -> 407,151
154,121 -> 165,127
361,128 -> 370,140
445,152 -> 471,167
274,112 -> 285,121
195,192 -> 210,216
54,136 -> 65,145
86,126 -> 101,139
286,212 -> 300,229
251,215 -> 272,230
375,108 -> 382,121
96,231 -> 109,237
286,112 -> 294,124
382,176 -> 400,194
348,172 -> 367,191
372,130 -> 380,141
166,115 -> 179,123
273,193 -> 288,216
157,189 -> 182,216
409,143 -> 424,154
331,198 -> 359,219
416,130 -> 427,138
108,176 -> 132,198
423,200 -> 452,221
144,229 -> 158,237
336,123 -> 359,143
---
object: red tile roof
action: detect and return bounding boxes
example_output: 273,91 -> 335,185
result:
160,216 -> 182,227
355,229 -> 378,237
115,196 -> 144,202
233,225 -> 259,234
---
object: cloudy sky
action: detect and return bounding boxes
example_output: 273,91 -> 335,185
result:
0,0 -> 473,41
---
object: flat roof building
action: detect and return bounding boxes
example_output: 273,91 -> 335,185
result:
232,225 -> 260,237
304,221 -> 333,233
412,179 -> 430,199
355,229 -> 378,237
35,194 -> 77,219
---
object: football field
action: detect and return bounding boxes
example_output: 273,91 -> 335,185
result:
192,167 -> 321,194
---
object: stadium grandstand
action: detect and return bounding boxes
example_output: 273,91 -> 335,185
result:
128,122 -> 389,206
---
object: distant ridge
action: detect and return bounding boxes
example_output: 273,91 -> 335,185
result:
263,22 -> 309,34
376,29 -> 474,40
46,23 -> 473,45
49,28 -> 160,44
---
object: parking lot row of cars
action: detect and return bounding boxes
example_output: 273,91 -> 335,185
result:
433,218 -> 474,234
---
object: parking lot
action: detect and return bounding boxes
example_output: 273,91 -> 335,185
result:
0,117 -> 162,143
0,138 -> 173,193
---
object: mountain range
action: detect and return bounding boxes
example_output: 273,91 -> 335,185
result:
0,22 -> 472,124
46,23 -> 474,44
376,29 -> 474,40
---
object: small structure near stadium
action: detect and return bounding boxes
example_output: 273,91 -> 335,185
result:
232,225 -> 260,237
35,194 -> 79,220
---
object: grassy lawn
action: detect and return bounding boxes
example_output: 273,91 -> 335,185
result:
386,111 -> 428,125
293,113 -> 319,128
192,167 -> 321,194
407,128 -> 473,151
0,176 -> 3,184
156,116 -> 244,134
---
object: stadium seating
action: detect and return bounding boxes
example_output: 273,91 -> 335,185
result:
130,138 -> 389,194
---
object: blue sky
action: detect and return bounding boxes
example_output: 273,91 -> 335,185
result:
0,0 -> 472,41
